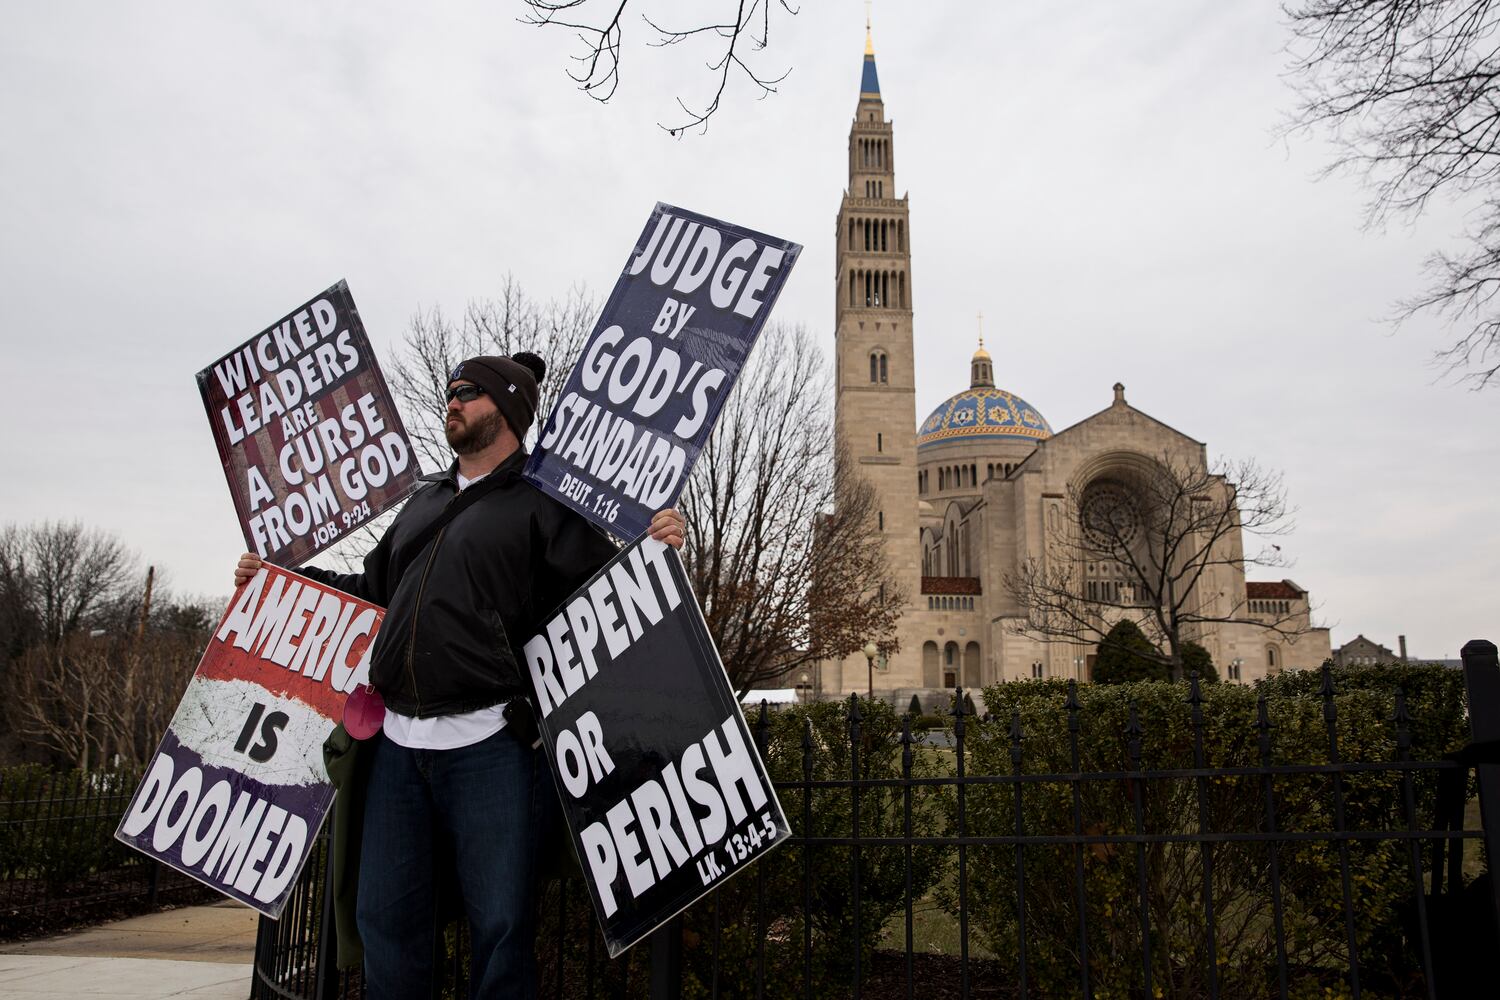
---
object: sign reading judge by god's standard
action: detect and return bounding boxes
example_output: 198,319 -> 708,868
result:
525,204 -> 801,542
197,280 -> 419,567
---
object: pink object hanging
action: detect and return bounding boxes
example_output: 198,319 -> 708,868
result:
343,684 -> 385,740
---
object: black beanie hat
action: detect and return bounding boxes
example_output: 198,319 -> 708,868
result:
448,353 -> 547,439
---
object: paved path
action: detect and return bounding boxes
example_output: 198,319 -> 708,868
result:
0,900 -> 257,998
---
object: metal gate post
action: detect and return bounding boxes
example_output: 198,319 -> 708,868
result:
648,915 -> 682,1000
314,807 -> 341,1000
1460,639 -> 1500,938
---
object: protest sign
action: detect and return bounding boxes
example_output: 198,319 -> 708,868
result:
523,535 -> 789,957
197,280 -> 418,567
115,564 -> 382,918
525,204 -> 801,542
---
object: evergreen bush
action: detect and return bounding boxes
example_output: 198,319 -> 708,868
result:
947,667 -> 1469,998
1092,620 -> 1167,683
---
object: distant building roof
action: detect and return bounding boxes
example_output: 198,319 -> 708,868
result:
922,576 -> 982,595
1247,580 -> 1303,600
861,49 -> 880,97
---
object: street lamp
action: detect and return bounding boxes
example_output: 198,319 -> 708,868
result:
798,671 -> 810,705
862,641 -> 879,702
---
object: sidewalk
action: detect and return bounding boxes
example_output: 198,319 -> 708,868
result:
0,900 -> 257,998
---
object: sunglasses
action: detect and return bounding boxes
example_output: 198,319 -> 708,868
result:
445,384 -> 486,404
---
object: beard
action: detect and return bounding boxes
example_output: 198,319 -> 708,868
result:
444,408 -> 503,455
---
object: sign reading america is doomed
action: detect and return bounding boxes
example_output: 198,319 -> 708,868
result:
524,536 -> 790,957
525,204 -> 801,542
197,280 -> 418,568
115,565 -> 383,918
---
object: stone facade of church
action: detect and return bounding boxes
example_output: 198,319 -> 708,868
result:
819,37 -> 1331,705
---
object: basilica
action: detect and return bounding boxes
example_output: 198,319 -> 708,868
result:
818,33 -> 1331,703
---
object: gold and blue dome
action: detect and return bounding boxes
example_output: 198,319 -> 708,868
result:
916,340 -> 1052,450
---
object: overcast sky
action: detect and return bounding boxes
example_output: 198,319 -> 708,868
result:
2,3 -> 1493,659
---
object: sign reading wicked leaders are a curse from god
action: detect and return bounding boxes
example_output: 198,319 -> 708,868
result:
523,535 -> 790,957
116,564 -> 383,919
198,280 -> 418,567
525,204 -> 801,542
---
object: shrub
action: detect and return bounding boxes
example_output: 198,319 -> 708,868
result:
1180,640 -> 1217,682
0,766 -> 146,889
1093,620 -> 1167,684
536,698 -> 950,999
946,667 -> 1468,999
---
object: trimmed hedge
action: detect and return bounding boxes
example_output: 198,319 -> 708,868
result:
0,765 -> 145,888
950,665 -> 1470,999
538,698 -> 950,999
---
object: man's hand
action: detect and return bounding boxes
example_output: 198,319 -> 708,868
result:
649,508 -> 686,550
234,553 -> 263,587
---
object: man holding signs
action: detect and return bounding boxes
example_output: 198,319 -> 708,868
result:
236,352 -> 684,999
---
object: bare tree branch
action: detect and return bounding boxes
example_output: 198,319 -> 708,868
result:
1285,0 -> 1500,386
680,324 -> 903,692
520,0 -> 798,134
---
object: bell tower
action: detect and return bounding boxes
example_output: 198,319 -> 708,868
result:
833,22 -> 921,672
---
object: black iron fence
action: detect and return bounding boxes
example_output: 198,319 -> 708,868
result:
254,643 -> 1500,1000
0,764 -> 214,938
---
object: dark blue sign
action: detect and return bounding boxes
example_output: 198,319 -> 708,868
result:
524,203 -> 801,541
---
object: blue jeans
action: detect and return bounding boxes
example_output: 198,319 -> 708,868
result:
357,728 -> 556,1000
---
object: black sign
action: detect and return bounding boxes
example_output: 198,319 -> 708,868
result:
196,280 -> 418,566
524,203 -> 801,541
523,536 -> 789,956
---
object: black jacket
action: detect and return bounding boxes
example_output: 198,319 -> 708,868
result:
302,449 -> 617,717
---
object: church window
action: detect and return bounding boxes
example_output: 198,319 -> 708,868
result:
1267,647 -> 1278,668
880,353 -> 888,382
870,353 -> 878,382
898,221 -> 905,252
877,432 -> 882,452
1032,661 -> 1044,679
899,272 -> 906,308
878,511 -> 884,531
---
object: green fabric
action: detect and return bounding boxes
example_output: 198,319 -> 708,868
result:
322,724 -> 373,971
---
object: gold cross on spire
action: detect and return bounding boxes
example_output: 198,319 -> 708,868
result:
977,310 -> 984,349
865,0 -> 874,55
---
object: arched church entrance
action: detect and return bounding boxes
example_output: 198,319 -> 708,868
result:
963,642 -> 981,689
922,641 -> 940,687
